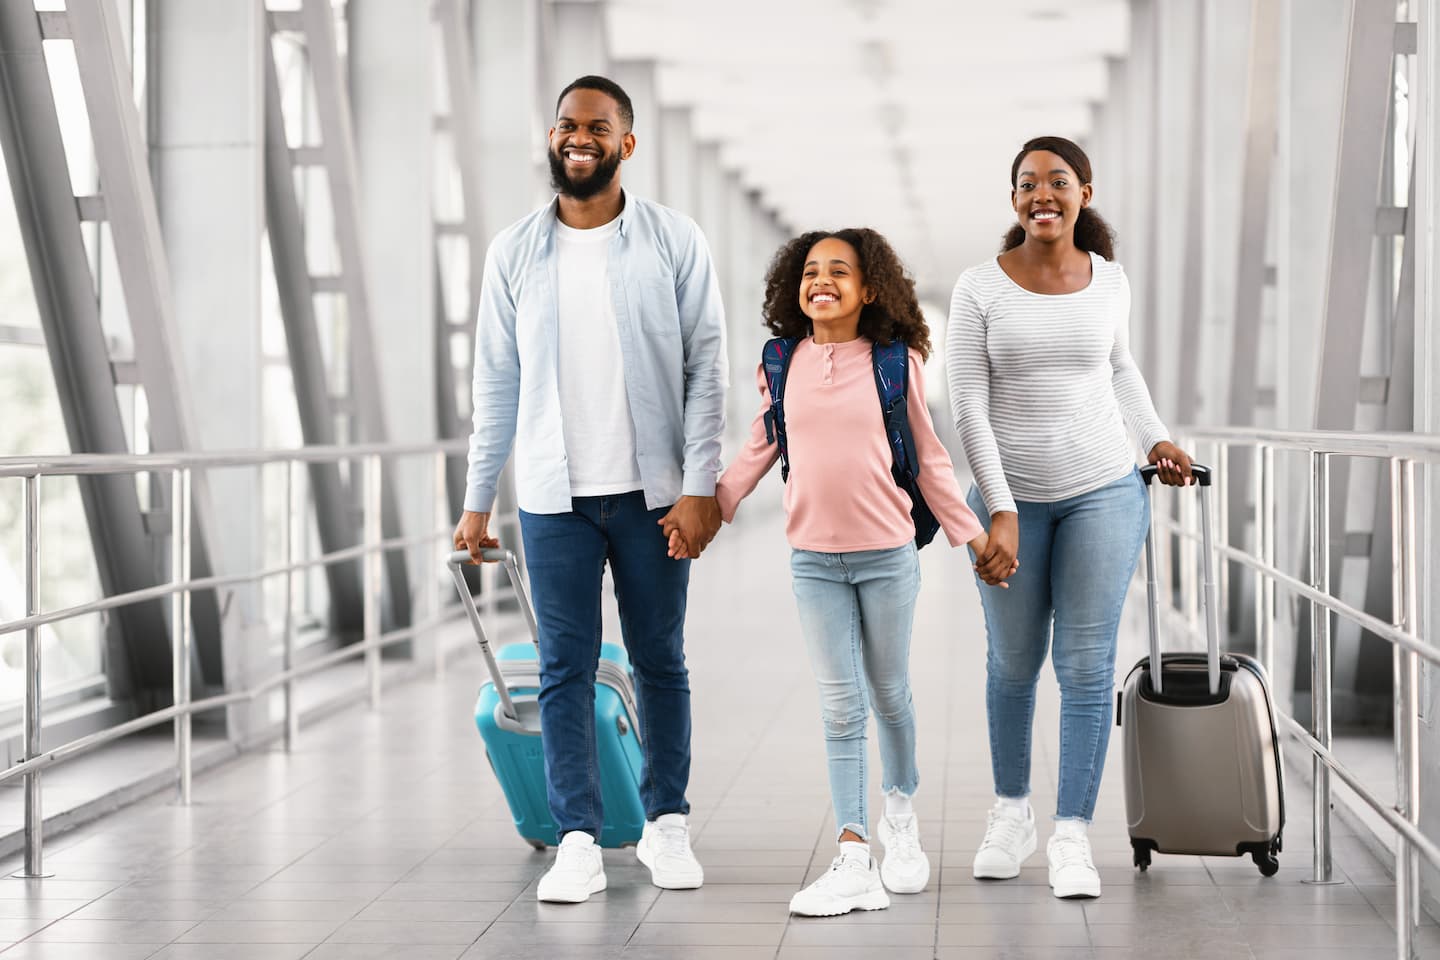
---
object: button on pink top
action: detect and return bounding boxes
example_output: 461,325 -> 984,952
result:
716,336 -> 984,553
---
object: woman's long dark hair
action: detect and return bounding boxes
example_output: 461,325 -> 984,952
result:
762,227 -> 932,360
1000,136 -> 1117,261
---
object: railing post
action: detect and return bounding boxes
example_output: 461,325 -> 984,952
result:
171,467 -> 192,805
1259,445 -> 1276,680
432,451 -> 446,680
364,454 -> 382,709
16,474 -> 50,879
1215,443 -> 1230,630
283,460 -> 300,752
1391,457 -> 1421,958
1308,451 -> 1334,883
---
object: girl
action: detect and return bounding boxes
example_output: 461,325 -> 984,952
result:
681,228 -> 1010,917
947,136 -> 1194,901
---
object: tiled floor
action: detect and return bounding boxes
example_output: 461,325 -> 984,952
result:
0,509 -> 1429,959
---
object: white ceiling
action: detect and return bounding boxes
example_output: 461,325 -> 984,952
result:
605,0 -> 1130,297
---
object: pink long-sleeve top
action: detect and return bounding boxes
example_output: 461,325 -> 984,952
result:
716,336 -> 984,553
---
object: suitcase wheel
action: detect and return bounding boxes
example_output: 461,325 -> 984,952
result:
1251,848 -> 1280,877
1131,840 -> 1151,872
527,839 -> 548,852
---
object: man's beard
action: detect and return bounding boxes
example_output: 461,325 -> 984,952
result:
548,146 -> 621,200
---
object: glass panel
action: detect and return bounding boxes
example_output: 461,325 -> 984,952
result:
312,290 -> 348,397
295,166 -> 339,276
40,40 -> 97,195
0,349 -> 105,703
0,151 -> 40,332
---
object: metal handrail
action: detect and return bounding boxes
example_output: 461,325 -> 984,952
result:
0,439 -> 513,883
1166,424 -> 1434,959
0,439 -> 467,476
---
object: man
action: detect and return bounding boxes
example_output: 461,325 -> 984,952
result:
454,75 -> 726,904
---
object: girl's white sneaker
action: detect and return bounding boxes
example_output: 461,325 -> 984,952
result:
789,844 -> 890,917
876,813 -> 930,894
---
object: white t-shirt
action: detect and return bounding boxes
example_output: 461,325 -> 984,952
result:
554,217 -> 643,497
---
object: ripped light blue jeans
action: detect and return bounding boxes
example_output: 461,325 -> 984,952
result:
790,543 -> 921,841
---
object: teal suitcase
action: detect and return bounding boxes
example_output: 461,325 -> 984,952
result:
448,549 -> 646,849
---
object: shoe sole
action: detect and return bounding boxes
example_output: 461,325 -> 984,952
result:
972,831 -> 1037,880
1049,874 -> 1101,899
788,889 -> 891,917
536,872 -> 607,903
636,838 -> 704,890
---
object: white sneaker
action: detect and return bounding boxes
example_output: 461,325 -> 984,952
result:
1047,823 -> 1101,899
788,844 -> 890,917
536,831 -> 606,903
636,813 -> 704,890
972,800 -> 1037,879
875,813 -> 930,894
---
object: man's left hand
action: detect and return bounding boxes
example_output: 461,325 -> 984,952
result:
658,495 -> 722,559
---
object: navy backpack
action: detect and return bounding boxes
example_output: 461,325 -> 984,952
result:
760,336 -> 942,549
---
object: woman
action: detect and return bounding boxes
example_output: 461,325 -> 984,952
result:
946,136 -> 1194,900
691,228 -> 1009,917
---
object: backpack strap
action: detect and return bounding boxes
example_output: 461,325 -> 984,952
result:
871,339 -> 920,484
761,337 -> 799,482
873,339 -> 941,548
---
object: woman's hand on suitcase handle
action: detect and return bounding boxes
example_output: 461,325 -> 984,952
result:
974,511 -> 1019,587
1148,442 -> 1195,487
454,510 -> 501,562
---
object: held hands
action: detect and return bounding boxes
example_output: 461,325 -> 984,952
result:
1148,441 -> 1196,486
660,495 -> 722,560
972,511 -> 1019,588
453,510 -> 500,562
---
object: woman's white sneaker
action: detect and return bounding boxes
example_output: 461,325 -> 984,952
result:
536,831 -> 607,903
636,813 -> 704,890
789,843 -> 890,917
1047,822 -> 1101,899
875,813 -> 930,894
972,800 -> 1037,879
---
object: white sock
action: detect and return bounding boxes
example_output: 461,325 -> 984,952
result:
1053,818 -> 1088,840
839,840 -> 871,863
884,789 -> 914,819
998,795 -> 1031,818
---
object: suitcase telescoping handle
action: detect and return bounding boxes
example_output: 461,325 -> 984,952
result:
1140,464 -> 1220,696
446,548 -> 539,722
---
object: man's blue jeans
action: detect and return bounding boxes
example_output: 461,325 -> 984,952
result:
966,468 -> 1149,821
790,543 -> 922,841
519,492 -> 692,840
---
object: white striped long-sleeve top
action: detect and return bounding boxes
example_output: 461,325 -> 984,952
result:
946,252 -> 1170,516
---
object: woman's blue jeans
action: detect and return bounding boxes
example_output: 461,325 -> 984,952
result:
966,469 -> 1149,821
790,543 -> 921,841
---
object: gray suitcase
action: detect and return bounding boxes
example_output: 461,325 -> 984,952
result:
1118,464 -> 1285,876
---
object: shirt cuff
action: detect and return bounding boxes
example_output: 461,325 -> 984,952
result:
463,486 -> 497,514
681,470 -> 718,499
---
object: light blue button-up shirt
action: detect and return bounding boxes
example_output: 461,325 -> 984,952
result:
465,193 -> 728,515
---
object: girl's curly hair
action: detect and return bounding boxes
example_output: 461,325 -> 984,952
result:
762,228 -> 932,360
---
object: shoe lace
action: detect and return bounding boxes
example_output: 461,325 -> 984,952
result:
1050,834 -> 1094,872
980,809 -> 1026,851
556,842 -> 597,871
653,823 -> 692,857
883,815 -> 921,857
818,852 -> 868,889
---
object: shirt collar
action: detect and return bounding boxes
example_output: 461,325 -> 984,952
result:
542,189 -> 632,239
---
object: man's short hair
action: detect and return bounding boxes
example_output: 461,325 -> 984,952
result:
555,75 -> 634,131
